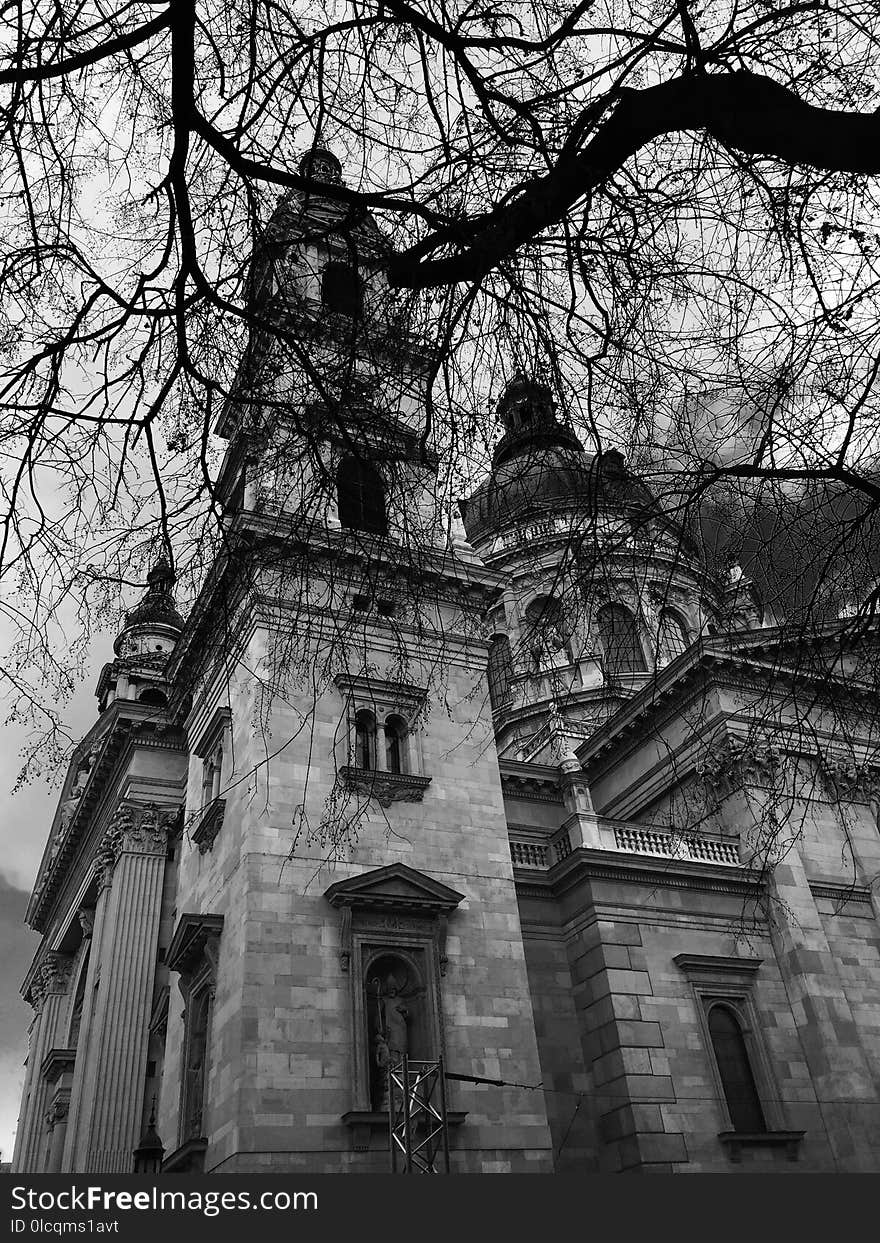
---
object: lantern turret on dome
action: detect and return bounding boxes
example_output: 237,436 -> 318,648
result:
113,559 -> 185,658
461,372 -> 652,546
94,559 -> 185,712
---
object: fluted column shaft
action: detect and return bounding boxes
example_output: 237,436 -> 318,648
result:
64,898 -> 110,1170
70,804 -> 172,1173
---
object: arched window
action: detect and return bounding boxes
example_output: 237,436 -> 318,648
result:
183,989 -> 211,1141
524,595 -> 571,669
707,1004 -> 766,1134
337,457 -> 387,535
384,715 -> 407,774
487,634 -> 514,708
322,260 -> 363,318
355,710 -> 377,770
657,608 -> 690,665
596,603 -> 646,677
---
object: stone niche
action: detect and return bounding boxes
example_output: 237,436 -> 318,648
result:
324,863 -> 466,1150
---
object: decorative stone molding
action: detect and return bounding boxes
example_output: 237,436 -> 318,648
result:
674,953 -> 763,982
819,756 -> 880,803
191,797 -> 226,853
192,707 -> 232,760
809,881 -> 872,906
499,762 -> 563,804
697,737 -> 782,797
334,673 -> 428,721
338,766 -> 431,807
325,863 -> 464,974
166,913 -> 224,994
149,986 -> 171,1039
325,864 -> 464,1140
40,1048 -> 76,1084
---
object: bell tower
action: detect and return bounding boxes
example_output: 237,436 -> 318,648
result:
156,152 -> 554,1172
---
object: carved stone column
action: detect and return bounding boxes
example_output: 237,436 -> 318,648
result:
70,802 -> 176,1172
12,954 -> 73,1172
64,899 -> 111,1171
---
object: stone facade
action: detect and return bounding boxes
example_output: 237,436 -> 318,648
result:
11,153 -> 880,1174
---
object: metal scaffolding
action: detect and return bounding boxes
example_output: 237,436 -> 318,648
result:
388,1055 -> 451,1173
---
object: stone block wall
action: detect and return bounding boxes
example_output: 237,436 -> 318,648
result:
165,614 -> 554,1172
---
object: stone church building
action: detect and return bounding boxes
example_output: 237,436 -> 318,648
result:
12,152 -> 880,1174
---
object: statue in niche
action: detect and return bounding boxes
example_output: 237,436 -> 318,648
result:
366,960 -> 424,1110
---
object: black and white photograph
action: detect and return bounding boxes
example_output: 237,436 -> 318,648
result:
1,0 -> 879,1197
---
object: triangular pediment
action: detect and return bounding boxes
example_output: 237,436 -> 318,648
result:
324,863 -> 464,914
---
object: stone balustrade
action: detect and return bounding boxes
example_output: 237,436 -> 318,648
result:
509,822 -> 740,870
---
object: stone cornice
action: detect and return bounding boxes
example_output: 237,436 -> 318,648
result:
334,673 -> 428,714
167,520 -> 505,684
809,881 -> 873,906
40,1047 -> 76,1084
166,913 -> 224,979
500,760 -> 563,803
673,953 -> 763,978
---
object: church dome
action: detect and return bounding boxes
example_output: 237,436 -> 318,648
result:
113,559 -> 185,656
461,376 -> 654,544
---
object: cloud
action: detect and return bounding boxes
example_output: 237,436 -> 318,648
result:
0,873 -> 40,1163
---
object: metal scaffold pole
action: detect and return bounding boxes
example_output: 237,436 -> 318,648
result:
388,1055 -> 450,1173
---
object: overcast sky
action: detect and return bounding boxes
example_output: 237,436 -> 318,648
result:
0,644 -> 101,1162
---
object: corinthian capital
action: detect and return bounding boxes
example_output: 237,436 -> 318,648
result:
697,735 -> 782,797
820,756 -> 880,802
40,952 -> 73,996
95,802 -> 179,885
